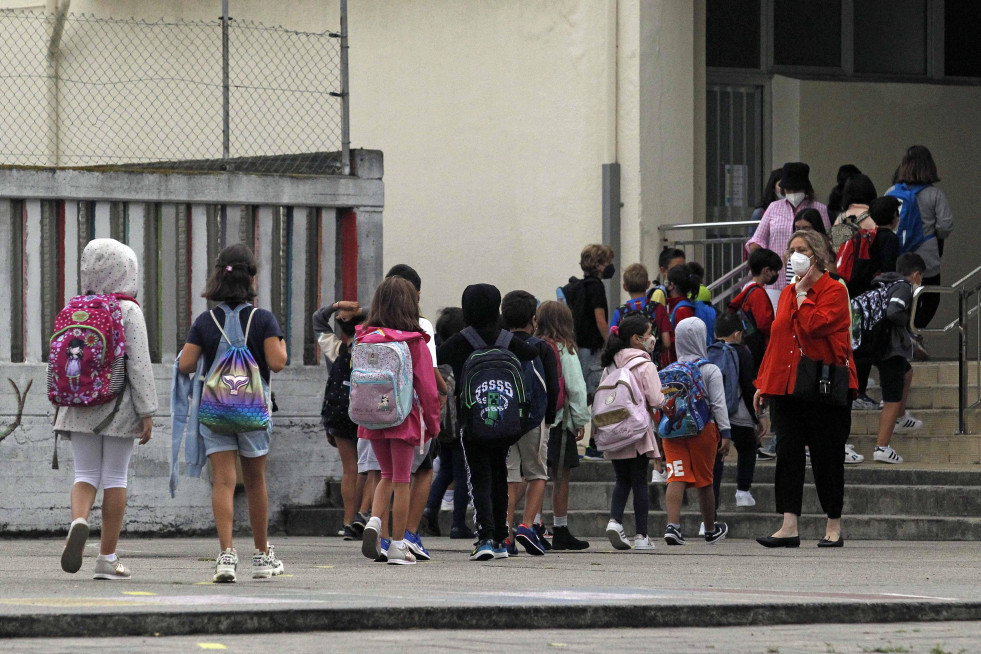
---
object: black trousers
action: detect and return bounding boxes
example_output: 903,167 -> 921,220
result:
610,454 -> 650,536
771,395 -> 850,519
711,425 -> 758,508
461,436 -> 510,542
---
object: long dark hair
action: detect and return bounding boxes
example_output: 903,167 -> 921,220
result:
841,174 -> 877,210
827,164 -> 861,214
895,145 -> 940,185
362,277 -> 423,334
667,264 -> 700,301
794,208 -> 828,236
756,168 -> 783,210
203,243 -> 258,303
601,313 -> 650,368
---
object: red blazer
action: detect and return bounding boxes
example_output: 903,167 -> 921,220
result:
755,273 -> 858,397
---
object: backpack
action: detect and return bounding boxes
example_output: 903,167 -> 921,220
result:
591,356 -> 651,451
543,338 -> 567,412
657,359 -> 712,440
835,226 -> 878,283
830,211 -> 868,252
558,276 -> 583,309
321,343 -> 358,437
348,333 -> 415,430
850,278 -> 909,360
48,293 -> 133,409
459,327 -> 530,445
885,183 -> 931,254
198,304 -> 271,435
646,283 -> 667,305
706,341 -> 740,415
670,300 -> 717,347
615,299 -> 664,362
728,284 -> 765,366
436,364 -> 460,445
520,335 -> 549,430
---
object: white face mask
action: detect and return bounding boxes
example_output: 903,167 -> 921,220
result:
785,192 -> 805,207
643,335 -> 657,353
789,251 -> 812,277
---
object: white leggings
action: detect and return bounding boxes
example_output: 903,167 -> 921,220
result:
70,432 -> 135,490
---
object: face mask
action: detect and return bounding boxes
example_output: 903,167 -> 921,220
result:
602,264 -> 615,279
789,251 -> 812,277
785,192 -> 805,207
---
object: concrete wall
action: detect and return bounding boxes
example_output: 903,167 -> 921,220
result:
0,364 -> 337,535
771,75 -> 981,356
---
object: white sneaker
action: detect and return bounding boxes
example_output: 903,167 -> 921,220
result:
873,445 -> 904,464
362,515 -> 382,560
698,522 -> 706,536
633,535 -> 655,550
844,443 -> 865,464
213,548 -> 238,583
61,517 -> 89,574
386,542 -> 417,565
894,412 -> 922,432
93,556 -> 131,580
252,545 -> 285,579
605,519 -> 631,550
440,499 -> 453,512
734,490 -> 756,507
651,469 -> 667,484
852,394 -> 880,411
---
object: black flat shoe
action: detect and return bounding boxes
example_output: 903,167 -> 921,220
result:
817,537 -> 844,548
756,535 -> 800,548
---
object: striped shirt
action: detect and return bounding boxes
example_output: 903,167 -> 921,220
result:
746,198 -> 830,291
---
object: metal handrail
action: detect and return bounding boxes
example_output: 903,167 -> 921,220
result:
659,220 -> 758,308
909,263 -> 981,434
659,220 -> 760,232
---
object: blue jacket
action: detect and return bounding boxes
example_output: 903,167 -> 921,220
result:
170,356 -> 207,497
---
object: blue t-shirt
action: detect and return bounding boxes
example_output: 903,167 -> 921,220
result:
186,303 -> 284,384
609,296 -> 647,331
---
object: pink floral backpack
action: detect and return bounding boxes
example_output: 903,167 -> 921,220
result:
47,294 -> 135,408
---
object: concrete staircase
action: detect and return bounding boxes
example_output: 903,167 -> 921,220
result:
283,361 -> 981,541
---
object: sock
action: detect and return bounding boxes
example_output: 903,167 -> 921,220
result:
553,515 -> 568,528
534,513 -> 542,525
98,553 -> 117,562
443,489 -> 454,502
390,539 -> 404,549
668,523 -> 681,530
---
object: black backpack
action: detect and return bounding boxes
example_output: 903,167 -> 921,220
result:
459,328 -> 529,446
850,278 -> 909,361
321,344 -> 358,438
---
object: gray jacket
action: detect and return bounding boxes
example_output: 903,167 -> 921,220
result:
886,184 -> 953,278
54,239 -> 158,438
674,318 -> 731,439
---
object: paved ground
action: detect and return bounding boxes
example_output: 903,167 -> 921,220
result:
0,536 -> 979,646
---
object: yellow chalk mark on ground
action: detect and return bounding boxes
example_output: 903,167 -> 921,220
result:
314,565 -> 334,569
547,644 -> 569,648
122,591 -> 156,596
197,644 -> 227,650
195,581 -> 216,585
279,574 -> 294,577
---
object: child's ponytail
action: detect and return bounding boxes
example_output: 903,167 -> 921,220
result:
601,313 -> 649,368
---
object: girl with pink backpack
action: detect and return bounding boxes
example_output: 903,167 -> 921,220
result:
591,313 -> 665,551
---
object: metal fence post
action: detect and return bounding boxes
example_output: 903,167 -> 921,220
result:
340,0 -> 350,175
959,290 -> 968,434
221,0 -> 230,164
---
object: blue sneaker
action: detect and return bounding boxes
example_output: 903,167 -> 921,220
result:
514,523 -> 545,556
506,538 -> 518,556
375,537 -> 391,563
403,530 -> 432,561
470,539 -> 495,561
492,541 -> 509,559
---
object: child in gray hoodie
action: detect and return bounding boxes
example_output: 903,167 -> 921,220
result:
661,318 -> 731,546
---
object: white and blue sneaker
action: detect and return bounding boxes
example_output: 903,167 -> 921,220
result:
491,541 -> 510,559
470,539 -> 495,561
403,530 -> 431,561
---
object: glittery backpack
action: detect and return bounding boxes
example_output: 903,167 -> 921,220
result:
47,294 -> 134,408
198,304 -> 270,435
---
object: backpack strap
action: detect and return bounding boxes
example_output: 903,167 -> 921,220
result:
243,308 -> 258,341
210,309 -> 232,346
494,330 -> 513,349
461,326 -> 487,350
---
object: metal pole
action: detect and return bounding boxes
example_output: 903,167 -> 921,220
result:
221,0 -> 230,163
340,0 -> 351,175
959,291 -> 967,434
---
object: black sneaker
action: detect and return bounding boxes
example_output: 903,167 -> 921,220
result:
705,521 -> 728,545
551,525 -> 589,550
342,524 -> 357,541
533,522 -> 552,551
420,509 -> 441,537
582,447 -> 605,461
450,525 -> 476,539
351,511 -> 369,537
664,523 -> 686,546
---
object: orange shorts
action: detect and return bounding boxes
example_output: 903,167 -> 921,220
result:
661,422 -> 719,488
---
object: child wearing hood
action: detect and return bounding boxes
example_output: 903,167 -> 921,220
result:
437,283 -> 540,560
57,239 -> 157,580
662,317 -> 732,546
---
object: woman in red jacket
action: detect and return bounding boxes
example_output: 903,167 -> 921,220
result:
753,229 -> 857,549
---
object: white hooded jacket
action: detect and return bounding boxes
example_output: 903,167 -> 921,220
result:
673,318 -> 731,439
54,239 -> 158,438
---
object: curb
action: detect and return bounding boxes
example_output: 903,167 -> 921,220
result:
4,600 -> 981,639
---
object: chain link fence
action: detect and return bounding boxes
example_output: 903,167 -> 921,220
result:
0,9 -> 346,175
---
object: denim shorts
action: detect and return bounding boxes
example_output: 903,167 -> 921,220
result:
201,423 -> 271,458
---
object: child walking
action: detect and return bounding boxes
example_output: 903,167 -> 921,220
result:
178,244 -> 287,582
356,277 -> 441,565
535,301 -> 591,550
56,239 -> 157,580
594,313 -> 664,550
